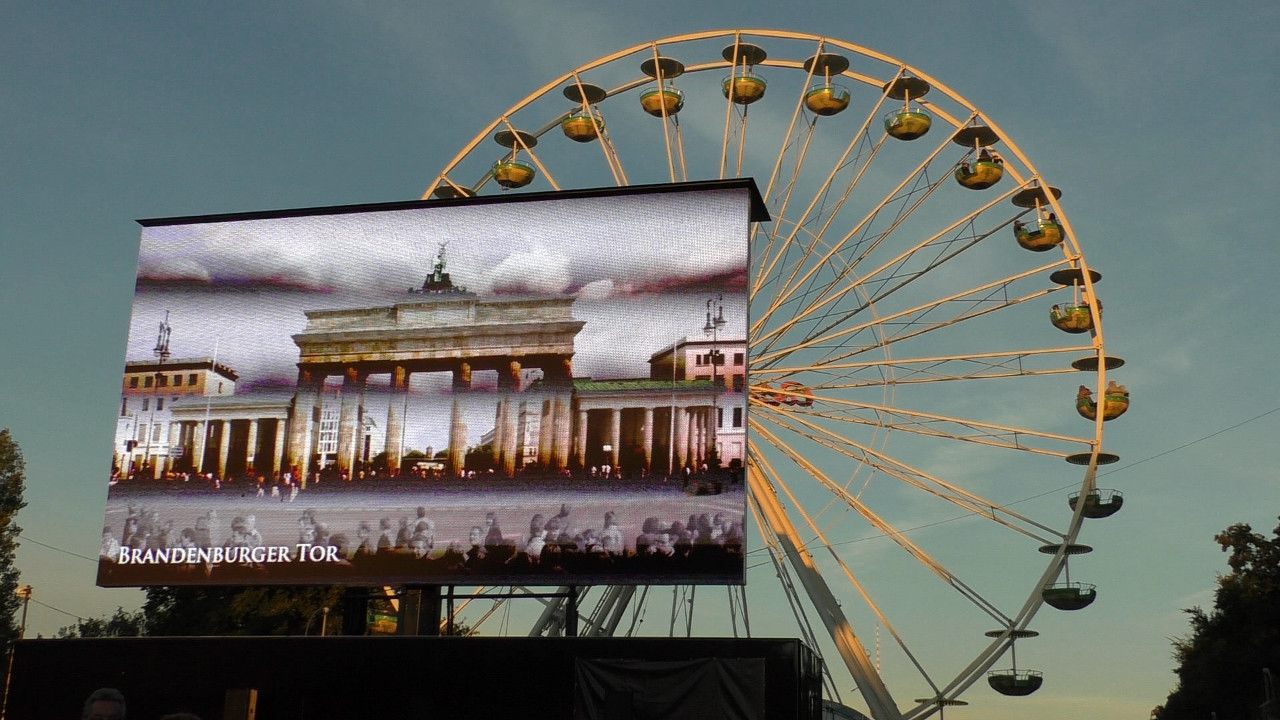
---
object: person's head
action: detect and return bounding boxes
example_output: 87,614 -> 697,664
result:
469,526 -> 483,545
82,687 -> 126,720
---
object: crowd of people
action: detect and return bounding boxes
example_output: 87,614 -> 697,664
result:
110,458 -> 742,493
100,499 -> 744,583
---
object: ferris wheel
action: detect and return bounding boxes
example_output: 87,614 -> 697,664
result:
419,29 -> 1127,720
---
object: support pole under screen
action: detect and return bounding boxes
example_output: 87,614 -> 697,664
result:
565,585 -> 579,637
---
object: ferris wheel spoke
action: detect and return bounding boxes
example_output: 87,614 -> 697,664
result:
498,117 -> 562,192
750,128 -> 885,303
752,420 -> 1014,628
751,129 -> 960,340
808,286 -> 1065,372
747,446 -> 905,719
673,117 -> 689,182
752,60 -> 902,299
746,487 -> 844,701
645,43 -> 679,183
802,366 -> 1079,390
753,382 -> 1092,451
565,73 -> 628,187
756,345 -> 1094,385
720,35 -> 745,179
754,258 -> 1068,369
754,447 -> 944,697
756,402 -> 1075,465
767,185 -> 1023,344
754,188 -> 1022,355
758,38 -> 825,208
753,406 -> 1068,543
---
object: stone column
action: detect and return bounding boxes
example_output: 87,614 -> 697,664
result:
499,360 -> 523,392
287,370 -> 321,474
675,407 -> 689,471
502,397 -> 520,476
216,420 -> 232,480
609,408 -> 622,469
492,400 -> 506,465
574,408 -> 588,469
708,406 -> 719,463
448,396 -> 466,476
545,356 -> 573,384
309,392 -> 324,473
245,419 -> 259,475
385,365 -> 409,475
642,407 -> 654,472
689,409 -> 699,467
164,423 -> 180,475
700,409 -> 710,465
690,409 -> 700,466
193,420 -> 207,474
453,362 -> 472,391
537,398 -> 554,467
335,367 -> 364,476
272,419 -> 287,476
552,394 -> 572,470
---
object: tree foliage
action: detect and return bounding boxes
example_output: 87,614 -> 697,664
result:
0,429 -> 29,655
56,607 -> 144,638
63,586 -> 476,638
1156,518 -> 1280,719
140,586 -> 347,636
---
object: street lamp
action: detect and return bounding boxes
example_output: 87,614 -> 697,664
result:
15,585 -> 31,639
141,311 -> 172,479
703,294 -> 726,468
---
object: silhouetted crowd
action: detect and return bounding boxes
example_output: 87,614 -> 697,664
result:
99,501 -> 744,583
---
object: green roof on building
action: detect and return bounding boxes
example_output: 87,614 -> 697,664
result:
572,378 -> 716,393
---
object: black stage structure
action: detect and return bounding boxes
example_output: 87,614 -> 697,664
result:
6,636 -> 822,720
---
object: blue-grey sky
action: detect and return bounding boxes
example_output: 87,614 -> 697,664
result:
2,2 -> 1278,718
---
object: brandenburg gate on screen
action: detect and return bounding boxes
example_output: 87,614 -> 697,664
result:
283,248 -> 722,478
285,298 -> 720,478
286,289 -> 584,476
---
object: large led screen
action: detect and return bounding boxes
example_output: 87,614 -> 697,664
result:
99,181 -> 758,586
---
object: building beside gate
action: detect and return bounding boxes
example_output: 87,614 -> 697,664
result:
648,337 -> 748,467
114,357 -> 238,478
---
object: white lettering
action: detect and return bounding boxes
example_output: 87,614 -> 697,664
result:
308,545 -> 329,562
296,543 -> 313,560
197,548 -> 212,564
250,547 -> 266,563
117,547 -> 131,564
325,546 -> 339,562
154,548 -> 169,564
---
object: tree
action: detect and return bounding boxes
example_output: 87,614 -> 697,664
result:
56,607 -> 144,638
0,429 -> 29,655
140,586 -> 346,636
1155,517 -> 1280,719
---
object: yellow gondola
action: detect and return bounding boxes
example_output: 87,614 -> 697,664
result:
640,88 -> 684,117
955,159 -> 1003,189
885,109 -> 931,140
1076,383 -> 1129,421
722,73 -> 767,104
804,83 -> 850,116
1049,303 -> 1096,333
1015,218 -> 1064,251
492,159 -> 536,189
561,110 -> 604,142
